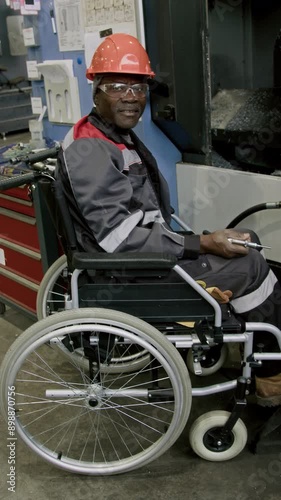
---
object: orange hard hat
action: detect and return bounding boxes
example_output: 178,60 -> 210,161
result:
86,33 -> 155,81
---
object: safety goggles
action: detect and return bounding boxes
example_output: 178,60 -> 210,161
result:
97,82 -> 149,98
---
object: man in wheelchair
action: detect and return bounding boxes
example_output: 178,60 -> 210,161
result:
56,33 -> 281,407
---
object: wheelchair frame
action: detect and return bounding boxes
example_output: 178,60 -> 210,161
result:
1,151 -> 281,475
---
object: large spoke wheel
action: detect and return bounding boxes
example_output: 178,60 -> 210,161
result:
189,411 -> 247,461
0,308 -> 191,475
36,256 -> 150,374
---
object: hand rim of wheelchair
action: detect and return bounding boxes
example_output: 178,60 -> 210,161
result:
0,308 -> 191,475
36,255 -> 151,374
189,410 -> 248,461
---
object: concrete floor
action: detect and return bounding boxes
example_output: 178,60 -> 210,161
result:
0,306 -> 281,500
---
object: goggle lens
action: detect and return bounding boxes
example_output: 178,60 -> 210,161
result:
98,83 -> 149,98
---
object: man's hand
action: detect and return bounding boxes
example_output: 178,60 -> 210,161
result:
200,229 -> 251,258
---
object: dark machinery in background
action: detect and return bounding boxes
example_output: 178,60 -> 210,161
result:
143,0 -> 212,164
143,0 -> 281,172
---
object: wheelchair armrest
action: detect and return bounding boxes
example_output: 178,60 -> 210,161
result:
71,252 -> 177,270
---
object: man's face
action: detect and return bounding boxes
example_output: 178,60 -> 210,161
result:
94,74 -> 147,130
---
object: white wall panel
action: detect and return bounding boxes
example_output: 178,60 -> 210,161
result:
177,163 -> 281,262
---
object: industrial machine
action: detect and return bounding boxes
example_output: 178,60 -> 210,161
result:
144,0 -> 281,171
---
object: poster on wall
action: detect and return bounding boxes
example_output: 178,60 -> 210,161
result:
81,0 -> 137,36
54,0 -> 84,51
54,0 -> 138,52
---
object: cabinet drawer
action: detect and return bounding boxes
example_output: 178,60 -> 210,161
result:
0,192 -> 35,216
0,268 -> 38,314
0,238 -> 43,282
0,207 -> 39,251
3,184 -> 31,201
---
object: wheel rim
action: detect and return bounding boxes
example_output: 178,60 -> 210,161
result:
201,345 -> 225,369
203,427 -> 234,452
2,312 -> 190,474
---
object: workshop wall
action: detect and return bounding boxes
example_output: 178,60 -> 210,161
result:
26,1 -> 181,211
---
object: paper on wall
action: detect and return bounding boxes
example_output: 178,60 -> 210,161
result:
54,0 -> 84,51
31,97 -> 43,114
20,7 -> 38,15
22,27 -> 37,46
81,0 -> 137,32
26,60 -> 41,79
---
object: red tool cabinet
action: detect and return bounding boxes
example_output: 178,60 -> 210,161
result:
0,181 -> 59,318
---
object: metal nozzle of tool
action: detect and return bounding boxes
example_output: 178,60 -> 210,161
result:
227,238 -> 271,250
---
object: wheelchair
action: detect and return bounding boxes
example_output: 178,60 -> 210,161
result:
1,152 -> 281,476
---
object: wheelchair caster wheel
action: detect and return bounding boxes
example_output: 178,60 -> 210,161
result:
186,344 -> 228,376
189,410 -> 247,461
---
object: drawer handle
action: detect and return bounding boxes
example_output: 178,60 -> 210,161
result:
0,207 -> 36,225
0,267 -> 39,291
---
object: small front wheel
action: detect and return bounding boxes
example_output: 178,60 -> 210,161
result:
189,410 -> 247,461
186,344 -> 228,376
